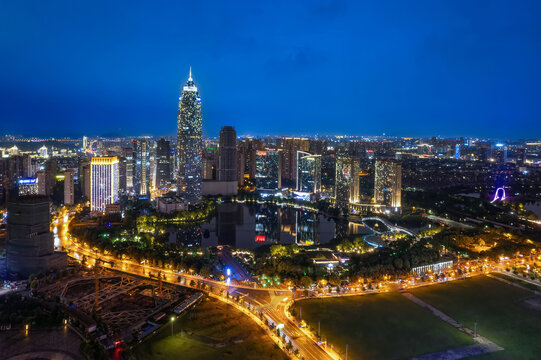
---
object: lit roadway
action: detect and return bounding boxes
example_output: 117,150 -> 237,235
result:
54,211 -> 335,360
54,210 -> 539,360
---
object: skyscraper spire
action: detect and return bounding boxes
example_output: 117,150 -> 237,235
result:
188,66 -> 192,81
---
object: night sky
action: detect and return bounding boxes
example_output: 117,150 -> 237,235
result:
1,1 -> 540,139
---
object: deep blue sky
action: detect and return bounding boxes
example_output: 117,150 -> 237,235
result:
1,1 -> 540,139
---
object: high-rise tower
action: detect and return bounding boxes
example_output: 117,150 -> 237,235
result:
218,126 -> 237,182
374,159 -> 402,209
177,68 -> 203,204
156,138 -> 172,189
90,157 -> 119,213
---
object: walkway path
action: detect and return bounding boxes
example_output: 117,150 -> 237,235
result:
402,292 -> 503,360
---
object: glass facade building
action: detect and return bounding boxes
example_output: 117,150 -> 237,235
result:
296,151 -> 321,193
133,140 -> 150,196
156,138 -> 172,189
176,69 -> 203,204
255,150 -> 281,191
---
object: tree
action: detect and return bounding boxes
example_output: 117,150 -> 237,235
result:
328,273 -> 340,286
300,276 -> 313,288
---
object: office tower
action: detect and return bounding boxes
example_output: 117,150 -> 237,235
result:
45,158 -> 57,196
122,147 -> 134,194
22,154 -> 37,178
297,151 -> 321,193
374,159 -> 402,208
6,196 -> 66,276
133,140 -> 150,196
334,156 -> 360,207
90,157 -> 119,213
455,144 -> 461,159
516,148 -> 526,166
64,169 -> 75,205
6,155 -> 24,187
238,138 -> 264,180
118,156 -> 127,194
81,162 -> 91,199
156,138 -> 172,189
36,170 -> 47,196
477,144 -> 491,162
17,178 -> 38,197
176,68 -> 203,204
281,138 -> 309,187
496,146 -> 508,164
255,150 -> 281,191
321,154 -> 336,196
237,148 -> 246,186
83,136 -> 88,151
202,147 -> 217,180
218,126 -> 237,182
149,141 -> 157,189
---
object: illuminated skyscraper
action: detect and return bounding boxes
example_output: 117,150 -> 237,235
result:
374,159 -> 402,208
256,150 -> 281,191
455,144 -> 461,160
218,126 -> 237,182
90,157 -> 119,213
334,156 -> 360,207
297,151 -> 321,194
177,68 -> 203,204
133,140 -> 150,196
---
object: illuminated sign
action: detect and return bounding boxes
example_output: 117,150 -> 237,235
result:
256,235 -> 266,242
257,150 -> 267,156
18,178 -> 37,185
491,187 -> 506,203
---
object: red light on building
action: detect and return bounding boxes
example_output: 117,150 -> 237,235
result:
256,235 -> 266,242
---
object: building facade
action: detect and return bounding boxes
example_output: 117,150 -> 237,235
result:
374,159 -> 402,208
218,126 -> 237,182
133,140 -> 150,196
6,196 -> 66,276
90,157 -> 119,213
176,68 -> 203,204
297,151 -> 321,194
256,150 -> 281,191
64,168 -> 75,205
281,137 -> 309,187
334,156 -> 360,207
156,138 -> 172,189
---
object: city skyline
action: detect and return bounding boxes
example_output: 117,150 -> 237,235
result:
2,2 -> 540,139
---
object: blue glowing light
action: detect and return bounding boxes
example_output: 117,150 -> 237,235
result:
18,178 -> 37,185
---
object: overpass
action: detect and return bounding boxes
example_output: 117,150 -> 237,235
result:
361,217 -> 418,237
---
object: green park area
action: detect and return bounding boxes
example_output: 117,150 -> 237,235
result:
132,296 -> 286,360
410,275 -> 541,360
292,292 -> 472,360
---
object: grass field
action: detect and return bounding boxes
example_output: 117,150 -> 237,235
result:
132,296 -> 286,360
490,271 -> 541,292
410,275 -> 541,360
292,292 -> 472,360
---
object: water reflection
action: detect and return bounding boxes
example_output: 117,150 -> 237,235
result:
168,203 -> 370,250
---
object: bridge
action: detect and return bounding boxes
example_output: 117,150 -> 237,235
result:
361,217 -> 418,237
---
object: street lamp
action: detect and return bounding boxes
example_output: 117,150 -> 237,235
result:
171,316 -> 176,337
